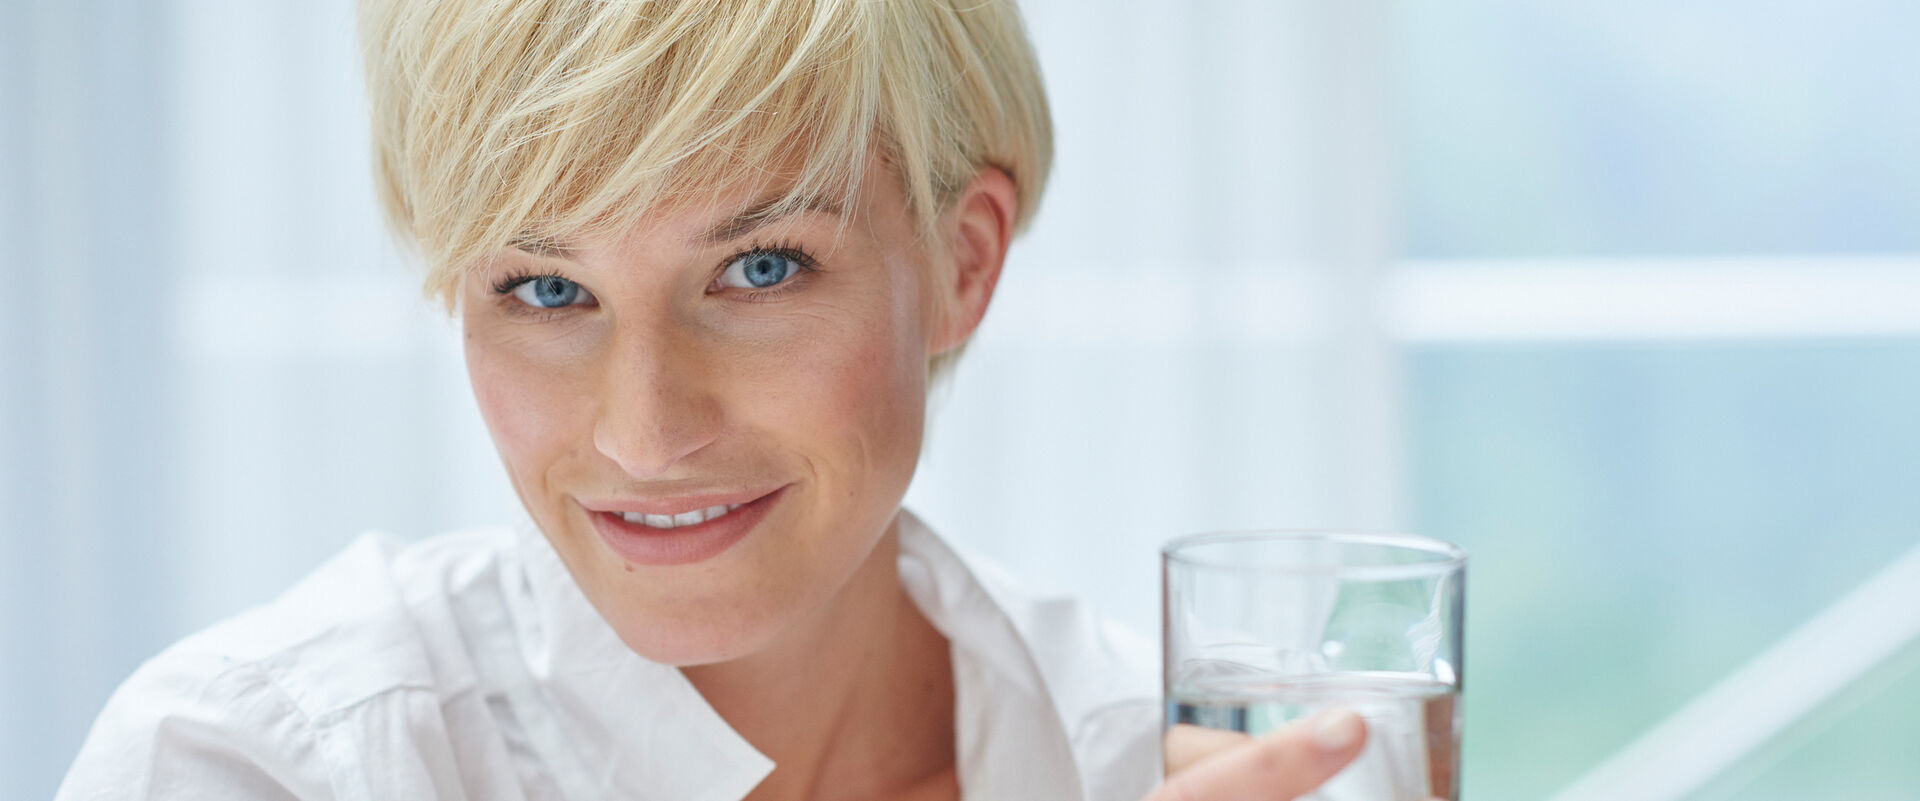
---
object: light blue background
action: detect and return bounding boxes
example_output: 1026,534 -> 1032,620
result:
5,1 -> 1917,799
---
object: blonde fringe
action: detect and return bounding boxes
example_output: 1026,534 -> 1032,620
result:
359,0 -> 1053,348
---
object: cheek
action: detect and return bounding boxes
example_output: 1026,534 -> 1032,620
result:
715,282 -> 925,516
463,326 -> 590,490
784,269 -> 928,487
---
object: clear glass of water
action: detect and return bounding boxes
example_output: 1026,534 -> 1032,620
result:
1163,531 -> 1466,801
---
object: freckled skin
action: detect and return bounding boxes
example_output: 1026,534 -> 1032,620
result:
462,161 -> 965,667
464,161 -> 1015,801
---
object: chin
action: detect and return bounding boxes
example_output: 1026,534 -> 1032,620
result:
629,640 -> 759,668
614,621 -> 784,668
598,591 -> 800,668
557,490 -> 906,669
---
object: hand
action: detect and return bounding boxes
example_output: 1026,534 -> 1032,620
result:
1145,708 -> 1368,801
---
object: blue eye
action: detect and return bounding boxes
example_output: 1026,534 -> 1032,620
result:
510,275 -> 593,308
720,250 -> 801,290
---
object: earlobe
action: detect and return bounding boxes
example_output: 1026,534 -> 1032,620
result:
929,167 -> 1018,357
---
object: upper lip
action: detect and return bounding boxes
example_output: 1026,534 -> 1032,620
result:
577,486 -> 782,517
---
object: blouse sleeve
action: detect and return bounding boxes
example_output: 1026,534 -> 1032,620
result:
54,650 -> 335,801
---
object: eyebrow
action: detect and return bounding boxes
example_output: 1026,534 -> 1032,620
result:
509,194 -> 845,259
694,194 -> 846,246
511,238 -> 575,259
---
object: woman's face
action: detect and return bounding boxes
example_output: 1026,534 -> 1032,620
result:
462,160 -> 993,666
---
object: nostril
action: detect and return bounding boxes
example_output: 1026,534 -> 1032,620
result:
590,372 -> 724,480
591,415 -> 720,480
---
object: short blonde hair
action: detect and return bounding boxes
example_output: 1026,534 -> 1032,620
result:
359,0 -> 1053,332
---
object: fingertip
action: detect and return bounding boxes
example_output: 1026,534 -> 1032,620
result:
1163,723 -> 1254,776
1149,712 -> 1371,801
1305,707 -> 1367,756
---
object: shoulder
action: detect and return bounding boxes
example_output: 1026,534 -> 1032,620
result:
959,548 -> 1159,723
898,511 -> 1162,801
966,551 -> 1163,800
57,526 -> 521,800
149,526 -> 517,712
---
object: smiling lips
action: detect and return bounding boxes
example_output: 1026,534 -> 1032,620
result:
586,487 -> 785,566
620,504 -> 743,529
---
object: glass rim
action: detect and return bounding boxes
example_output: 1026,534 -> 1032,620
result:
1161,529 -> 1467,581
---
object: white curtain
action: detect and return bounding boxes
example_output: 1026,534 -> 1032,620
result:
0,1 -> 1397,797
913,0 -> 1400,632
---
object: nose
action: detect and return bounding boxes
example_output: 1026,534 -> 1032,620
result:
591,320 -> 723,480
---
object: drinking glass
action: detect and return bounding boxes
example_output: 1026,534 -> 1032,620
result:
1163,531 -> 1466,801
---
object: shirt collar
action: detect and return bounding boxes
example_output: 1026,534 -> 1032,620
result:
509,509 -> 1085,801
513,517 -> 773,801
898,509 -> 1087,801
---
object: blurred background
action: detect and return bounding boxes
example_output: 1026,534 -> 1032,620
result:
4,0 -> 1917,798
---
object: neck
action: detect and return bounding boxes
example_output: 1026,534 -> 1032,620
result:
682,516 -> 958,801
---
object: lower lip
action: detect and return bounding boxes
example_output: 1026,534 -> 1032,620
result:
588,487 -> 784,567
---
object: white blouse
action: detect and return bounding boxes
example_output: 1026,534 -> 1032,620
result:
56,510 -> 1163,801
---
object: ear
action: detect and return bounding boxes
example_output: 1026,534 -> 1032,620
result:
927,166 -> 1018,357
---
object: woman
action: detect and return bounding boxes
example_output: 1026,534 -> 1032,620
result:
58,0 -> 1365,798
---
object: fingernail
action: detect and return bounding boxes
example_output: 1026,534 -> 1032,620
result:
1309,708 -> 1364,752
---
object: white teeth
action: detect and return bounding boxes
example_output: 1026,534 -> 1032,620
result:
618,502 -> 745,530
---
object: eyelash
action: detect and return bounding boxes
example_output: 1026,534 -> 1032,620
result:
487,241 -> 822,316
485,269 -> 574,323
489,270 -> 544,297
723,240 -> 820,301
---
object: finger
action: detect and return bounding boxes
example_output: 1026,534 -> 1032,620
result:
1163,724 -> 1253,775
1147,708 -> 1368,801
